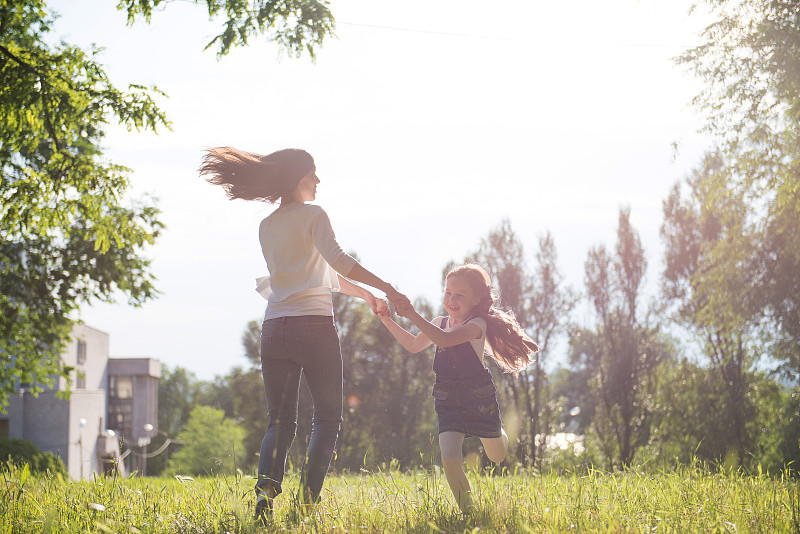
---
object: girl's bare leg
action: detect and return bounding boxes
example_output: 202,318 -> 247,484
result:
480,427 -> 508,464
438,431 -> 474,513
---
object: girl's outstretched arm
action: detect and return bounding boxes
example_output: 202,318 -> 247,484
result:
397,304 -> 482,349
378,310 -> 434,353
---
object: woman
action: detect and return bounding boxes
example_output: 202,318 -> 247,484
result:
200,147 -> 407,521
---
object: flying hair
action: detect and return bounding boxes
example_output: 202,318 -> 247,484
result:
199,146 -> 314,203
447,263 -> 539,375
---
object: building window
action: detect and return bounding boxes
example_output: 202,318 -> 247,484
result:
76,373 -> 86,389
0,419 -> 8,440
77,340 -> 87,364
108,377 -> 135,441
109,375 -> 133,400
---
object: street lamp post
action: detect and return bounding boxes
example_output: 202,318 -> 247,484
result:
136,423 -> 154,476
78,418 -> 86,479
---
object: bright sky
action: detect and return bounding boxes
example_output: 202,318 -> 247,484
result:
52,0 -> 711,380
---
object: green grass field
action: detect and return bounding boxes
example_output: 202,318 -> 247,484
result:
3,463 -> 799,533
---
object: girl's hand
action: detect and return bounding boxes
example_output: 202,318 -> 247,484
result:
386,288 -> 411,315
394,297 -> 414,318
374,298 -> 390,317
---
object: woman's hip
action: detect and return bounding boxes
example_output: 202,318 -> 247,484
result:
261,315 -> 341,367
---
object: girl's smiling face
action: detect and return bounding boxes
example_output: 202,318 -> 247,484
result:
443,275 -> 481,325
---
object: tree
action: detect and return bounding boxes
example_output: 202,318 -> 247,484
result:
242,319 -> 262,367
574,207 -> 666,469
335,292 -> 437,470
145,365 -> 205,475
648,356 -> 787,473
120,0 -> 335,59
1,0 -> 167,409
191,321 -> 267,470
1,0 -> 334,410
198,366 -> 266,470
167,405 -> 246,476
679,0 -> 800,380
646,356 -> 736,466
777,387 -> 800,475
468,220 -> 575,468
669,0 -> 800,470
661,158 -> 763,467
469,220 -> 534,465
525,232 -> 577,468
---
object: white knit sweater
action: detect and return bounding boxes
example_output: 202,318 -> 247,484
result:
256,202 -> 357,319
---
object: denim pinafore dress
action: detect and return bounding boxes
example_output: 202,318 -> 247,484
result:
431,317 -> 502,438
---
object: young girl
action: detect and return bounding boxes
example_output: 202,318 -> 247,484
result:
378,263 -> 538,513
200,147 -> 407,522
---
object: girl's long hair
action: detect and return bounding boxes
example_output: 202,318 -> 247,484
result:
448,263 -> 539,374
199,146 -> 314,203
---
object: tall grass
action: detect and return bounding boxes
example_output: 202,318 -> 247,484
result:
2,462 -> 798,533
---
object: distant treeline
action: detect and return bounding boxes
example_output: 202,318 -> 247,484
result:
144,214 -> 800,477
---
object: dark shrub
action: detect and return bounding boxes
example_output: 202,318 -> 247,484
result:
0,438 -> 67,476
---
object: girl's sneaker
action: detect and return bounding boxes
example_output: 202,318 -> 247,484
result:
254,495 -> 272,525
254,485 -> 276,525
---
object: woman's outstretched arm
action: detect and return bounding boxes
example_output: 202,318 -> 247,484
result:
337,275 -> 386,314
345,262 -> 410,309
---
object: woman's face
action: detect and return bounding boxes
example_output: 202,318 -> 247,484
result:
293,167 -> 319,202
443,275 -> 481,325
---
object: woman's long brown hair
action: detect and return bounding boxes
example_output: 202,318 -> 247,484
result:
199,146 -> 314,203
448,263 -> 539,374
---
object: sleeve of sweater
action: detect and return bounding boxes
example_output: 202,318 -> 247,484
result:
311,207 -> 358,276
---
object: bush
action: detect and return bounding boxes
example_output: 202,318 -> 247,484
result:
167,405 -> 246,476
0,438 -> 67,476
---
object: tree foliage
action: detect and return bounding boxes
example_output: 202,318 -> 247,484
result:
469,220 -> 535,465
118,0 -> 335,59
1,0 -> 334,410
648,357 -> 788,473
465,220 -> 575,468
144,217 -> 800,474
525,231 -> 578,467
678,0 -> 800,380
0,438 -> 67,476
325,288 -> 438,470
192,365 -> 265,470
0,0 -> 167,408
659,0 -> 800,467
573,208 -> 667,469
143,365 -> 205,474
167,405 -> 246,476
661,156 -> 764,466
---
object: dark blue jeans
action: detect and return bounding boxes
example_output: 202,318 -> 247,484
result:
256,315 -> 343,501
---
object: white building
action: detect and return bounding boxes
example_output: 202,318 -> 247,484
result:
1,324 -> 160,479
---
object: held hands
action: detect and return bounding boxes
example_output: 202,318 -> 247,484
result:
367,287 -> 412,319
393,298 -> 413,317
367,294 -> 389,316
385,287 -> 412,318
